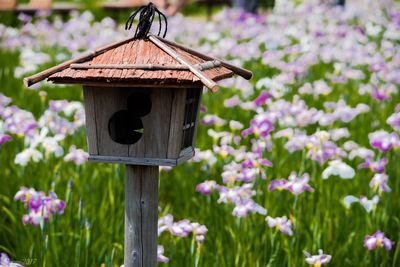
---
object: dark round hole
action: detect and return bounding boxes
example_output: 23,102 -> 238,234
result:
108,110 -> 144,145
108,92 -> 152,145
127,92 -> 152,116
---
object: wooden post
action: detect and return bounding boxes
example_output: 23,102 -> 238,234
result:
125,165 -> 159,267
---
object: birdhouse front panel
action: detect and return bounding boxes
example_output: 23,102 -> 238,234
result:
83,85 -> 202,166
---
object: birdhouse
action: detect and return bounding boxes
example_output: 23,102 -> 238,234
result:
25,36 -> 251,166
24,3 -> 252,267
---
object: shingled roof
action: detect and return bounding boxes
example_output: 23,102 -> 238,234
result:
24,35 -> 252,92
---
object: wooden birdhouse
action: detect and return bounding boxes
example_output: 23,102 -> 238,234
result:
24,3 -> 252,267
24,35 -> 251,167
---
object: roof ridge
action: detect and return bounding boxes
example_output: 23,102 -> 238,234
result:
148,35 -> 219,92
153,36 -> 253,80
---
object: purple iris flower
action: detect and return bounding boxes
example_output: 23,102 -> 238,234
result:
387,112 -> 400,131
303,250 -> 332,266
364,231 -> 394,251
242,115 -> 274,138
196,180 -> 217,196
0,134 -> 12,145
368,130 -> 399,152
254,91 -> 273,106
157,245 -> 169,263
14,187 -> 65,226
0,252 -> 23,267
269,172 -> 314,195
265,216 -> 293,236
358,157 -> 388,173
369,173 -> 391,193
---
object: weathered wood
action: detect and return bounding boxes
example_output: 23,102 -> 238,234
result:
154,35 -> 253,80
45,39 -> 234,86
167,88 -> 187,158
191,87 -> 203,147
70,61 -> 221,71
89,155 -> 178,166
129,88 -> 172,159
125,165 -> 159,267
94,88 -> 129,157
52,80 -> 203,88
24,36 -> 135,87
82,86 -> 98,155
149,35 -> 220,92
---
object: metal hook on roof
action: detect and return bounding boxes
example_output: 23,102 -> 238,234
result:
125,2 -> 168,39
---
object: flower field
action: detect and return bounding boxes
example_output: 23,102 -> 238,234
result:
1,2 -> 400,266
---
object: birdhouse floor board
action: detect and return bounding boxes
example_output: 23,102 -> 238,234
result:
89,155 -> 178,166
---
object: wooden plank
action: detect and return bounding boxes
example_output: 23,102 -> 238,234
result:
167,88 -> 186,158
129,88 -> 173,159
191,87 -> 203,147
50,80 -> 203,88
149,35 -> 219,92
89,155 -> 178,166
125,165 -> 159,267
94,88 -> 129,157
82,86 -> 98,155
70,61 -> 220,70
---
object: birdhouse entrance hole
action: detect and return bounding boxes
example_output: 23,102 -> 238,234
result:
108,92 -> 152,145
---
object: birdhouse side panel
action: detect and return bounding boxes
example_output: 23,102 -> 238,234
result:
128,88 -> 173,159
82,86 -> 99,155
180,87 -> 203,151
166,88 -> 187,159
189,87 -> 203,148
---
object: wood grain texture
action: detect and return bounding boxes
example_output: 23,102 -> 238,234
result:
94,88 -> 129,157
167,88 -> 187,158
89,155 -> 178,166
191,87 -> 203,147
82,86 -> 98,155
128,88 -> 173,159
46,39 -> 235,86
125,165 -> 159,267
